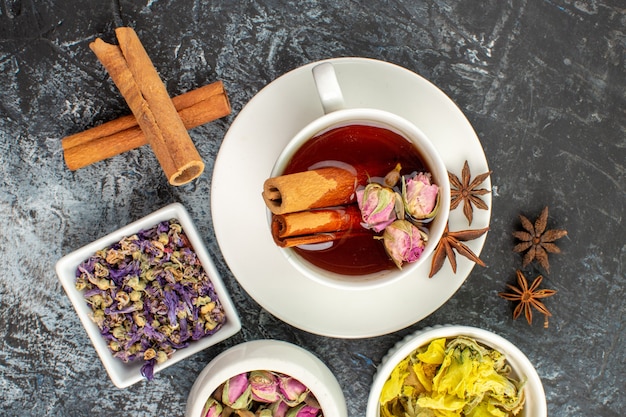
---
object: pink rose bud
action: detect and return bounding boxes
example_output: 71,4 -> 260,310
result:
381,220 -> 427,269
357,183 -> 401,232
278,375 -> 309,406
222,372 -> 252,409
402,172 -> 439,219
201,397 -> 223,417
249,370 -> 281,403
268,400 -> 289,417
286,404 -> 322,417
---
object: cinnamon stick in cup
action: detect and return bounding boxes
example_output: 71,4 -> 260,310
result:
263,167 -> 369,215
89,27 -> 204,186
62,81 -> 230,170
271,205 -> 365,247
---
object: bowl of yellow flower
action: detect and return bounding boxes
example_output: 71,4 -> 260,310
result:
366,325 -> 547,417
186,339 -> 347,417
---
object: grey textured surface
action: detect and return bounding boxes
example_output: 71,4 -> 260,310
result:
1,0 -> 624,416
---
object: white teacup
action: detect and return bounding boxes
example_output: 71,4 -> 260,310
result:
269,62 -> 450,290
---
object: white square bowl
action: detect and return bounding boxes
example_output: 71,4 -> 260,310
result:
56,202 -> 241,388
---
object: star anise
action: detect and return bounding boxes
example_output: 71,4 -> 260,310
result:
429,224 -> 489,278
513,206 -> 567,273
498,270 -> 557,328
449,160 -> 492,226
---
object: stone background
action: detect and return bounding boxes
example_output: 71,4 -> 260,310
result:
0,0 -> 624,416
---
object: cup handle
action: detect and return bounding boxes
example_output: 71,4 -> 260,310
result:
312,62 -> 345,114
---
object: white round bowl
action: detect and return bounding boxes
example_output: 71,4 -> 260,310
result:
366,325 -> 547,417
186,340 -> 347,417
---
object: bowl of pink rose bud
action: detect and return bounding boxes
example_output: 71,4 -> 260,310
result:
186,340 -> 347,417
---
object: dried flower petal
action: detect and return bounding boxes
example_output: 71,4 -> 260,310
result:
141,359 -> 156,380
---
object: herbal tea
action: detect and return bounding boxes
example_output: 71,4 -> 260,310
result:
281,123 -> 433,276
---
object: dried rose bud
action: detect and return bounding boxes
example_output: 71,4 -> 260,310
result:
285,403 -> 321,417
222,373 -> 252,409
235,411 -> 256,417
278,375 -> 309,406
402,172 -> 439,219
383,163 -> 402,187
357,183 -> 401,232
267,400 -> 289,417
381,220 -> 427,269
201,397 -> 223,417
250,370 -> 281,403
77,219 -> 227,382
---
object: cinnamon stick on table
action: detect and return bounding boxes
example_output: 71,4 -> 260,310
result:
62,81 -> 231,170
271,205 -> 364,248
89,27 -> 204,186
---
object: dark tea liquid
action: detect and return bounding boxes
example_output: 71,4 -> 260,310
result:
283,124 -> 430,276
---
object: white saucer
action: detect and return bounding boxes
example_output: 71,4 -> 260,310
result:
211,57 -> 491,338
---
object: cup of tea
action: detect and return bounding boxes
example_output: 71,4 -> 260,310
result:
262,62 -> 450,290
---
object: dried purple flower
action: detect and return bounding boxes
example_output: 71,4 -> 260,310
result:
75,219 -> 227,381
141,358 -> 156,380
